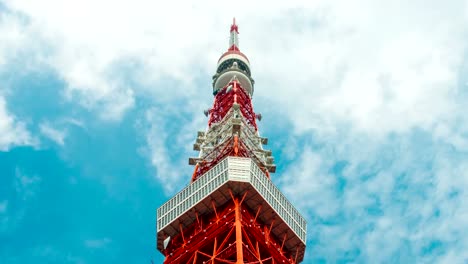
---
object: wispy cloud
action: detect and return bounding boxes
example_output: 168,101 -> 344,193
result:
140,106 -> 205,194
84,238 -> 111,249
249,0 -> 466,138
15,167 -> 41,201
1,0 -> 468,262
0,96 -> 37,151
28,245 -> 86,264
39,122 -> 66,146
278,129 -> 468,262
1,169 -> 41,234
1,0 -> 466,133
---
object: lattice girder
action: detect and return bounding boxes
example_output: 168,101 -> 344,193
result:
157,157 -> 306,263
163,195 -> 296,264
208,80 -> 257,130
190,81 -> 276,181
156,20 -> 307,263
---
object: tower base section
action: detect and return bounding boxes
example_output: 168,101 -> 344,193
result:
163,194 -> 300,264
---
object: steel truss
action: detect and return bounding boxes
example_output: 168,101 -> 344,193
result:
209,80 -> 257,130
157,20 -> 306,263
191,80 -> 273,182
164,191 -> 299,264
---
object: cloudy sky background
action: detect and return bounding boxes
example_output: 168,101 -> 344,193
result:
1,0 -> 468,263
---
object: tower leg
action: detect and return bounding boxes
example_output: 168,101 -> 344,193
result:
235,198 -> 244,264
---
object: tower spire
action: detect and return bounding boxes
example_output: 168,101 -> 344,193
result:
229,17 -> 239,51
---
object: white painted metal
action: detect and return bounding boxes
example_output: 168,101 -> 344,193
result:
157,157 -> 307,244
195,106 -> 272,169
217,53 -> 250,67
213,70 -> 253,95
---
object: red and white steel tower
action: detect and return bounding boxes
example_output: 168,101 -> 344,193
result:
156,19 -> 307,263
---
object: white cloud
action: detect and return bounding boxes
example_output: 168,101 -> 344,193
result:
142,108 -> 181,194
140,106 -> 205,194
249,0 -> 466,138
0,11 -> 30,68
0,96 -> 36,151
39,122 -> 66,146
1,0 -> 466,134
1,1 -> 468,262
277,131 -> 468,262
279,148 -> 338,218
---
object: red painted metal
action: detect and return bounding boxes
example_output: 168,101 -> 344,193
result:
230,17 -> 239,33
228,44 -> 240,52
190,133 -> 269,182
163,196 -> 297,264
187,79 -> 268,182
218,50 -> 250,62
159,20 -> 301,264
208,81 -> 257,130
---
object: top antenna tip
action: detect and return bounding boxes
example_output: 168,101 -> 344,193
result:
230,17 -> 239,33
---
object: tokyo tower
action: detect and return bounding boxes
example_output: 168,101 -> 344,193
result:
156,19 -> 307,263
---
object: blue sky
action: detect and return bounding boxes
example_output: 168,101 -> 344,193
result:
1,0 -> 468,263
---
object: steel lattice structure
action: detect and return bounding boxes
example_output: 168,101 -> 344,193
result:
156,19 -> 307,264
